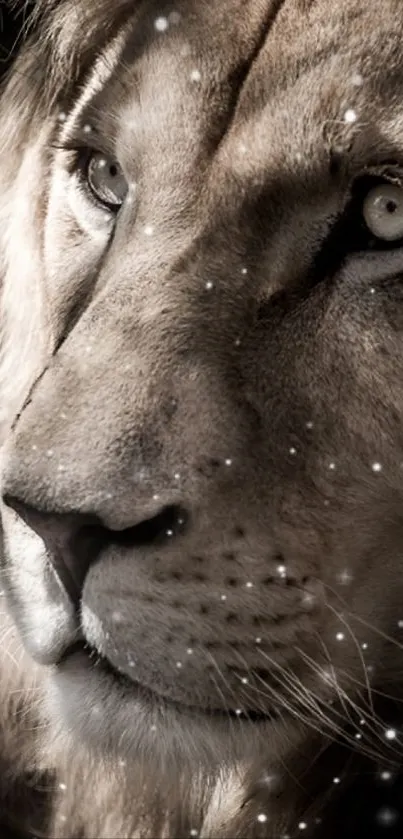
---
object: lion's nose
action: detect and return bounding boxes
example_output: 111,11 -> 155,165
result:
3,493 -> 188,601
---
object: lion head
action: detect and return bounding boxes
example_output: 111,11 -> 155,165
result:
1,1 -> 403,836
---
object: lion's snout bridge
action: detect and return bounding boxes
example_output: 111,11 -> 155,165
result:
0,294 -> 265,671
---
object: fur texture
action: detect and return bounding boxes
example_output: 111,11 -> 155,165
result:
2,1 -> 403,836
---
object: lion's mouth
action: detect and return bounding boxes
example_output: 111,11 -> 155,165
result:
60,640 -> 275,723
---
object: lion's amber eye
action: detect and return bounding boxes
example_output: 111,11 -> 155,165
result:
86,152 -> 128,210
363,183 -> 403,241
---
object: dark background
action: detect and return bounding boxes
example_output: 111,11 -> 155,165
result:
0,1 -> 31,78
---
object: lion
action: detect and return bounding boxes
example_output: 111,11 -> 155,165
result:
1,0 -> 403,835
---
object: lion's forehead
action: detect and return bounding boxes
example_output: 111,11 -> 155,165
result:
66,0 -> 403,191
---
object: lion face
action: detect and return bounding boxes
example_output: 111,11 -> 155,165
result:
2,0 -> 403,772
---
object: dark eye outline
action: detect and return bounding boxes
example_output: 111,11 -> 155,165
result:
341,173 -> 403,251
362,181 -> 403,243
85,151 -> 128,212
311,172 -> 403,285
55,143 -> 128,214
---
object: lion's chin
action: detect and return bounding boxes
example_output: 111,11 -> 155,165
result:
46,645 -> 278,770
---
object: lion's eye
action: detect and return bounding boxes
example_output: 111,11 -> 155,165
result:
86,152 -> 128,211
363,183 -> 403,242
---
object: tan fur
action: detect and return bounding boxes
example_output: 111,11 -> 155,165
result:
2,1 -> 403,837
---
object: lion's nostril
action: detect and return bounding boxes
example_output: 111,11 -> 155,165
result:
109,504 -> 187,547
3,494 -> 104,600
3,493 -> 188,604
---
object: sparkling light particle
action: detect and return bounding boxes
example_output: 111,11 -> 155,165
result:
298,822 -> 308,831
320,666 -> 337,686
338,569 -> 353,585
376,807 -> 399,827
344,108 -> 357,123
385,728 -> 397,740
371,462 -> 382,472
154,16 -> 169,31
260,772 -> 277,787
336,632 -> 345,641
190,69 -> 201,82
302,591 -> 315,608
257,814 -> 268,823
